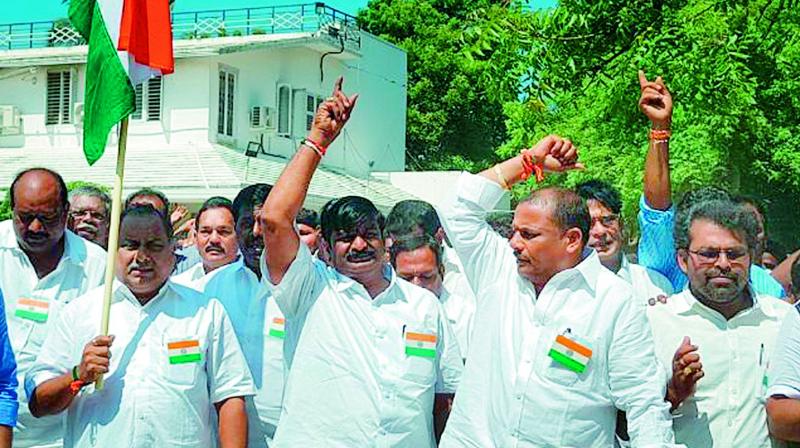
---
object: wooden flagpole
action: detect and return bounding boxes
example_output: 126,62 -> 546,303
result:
95,117 -> 129,390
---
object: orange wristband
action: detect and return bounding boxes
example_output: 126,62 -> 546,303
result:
520,150 -> 545,182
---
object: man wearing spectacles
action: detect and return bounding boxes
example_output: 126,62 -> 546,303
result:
646,198 -> 791,447
576,180 -> 673,302
67,186 -> 111,250
0,168 -> 107,447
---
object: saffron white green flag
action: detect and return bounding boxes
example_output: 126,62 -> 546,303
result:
68,0 -> 174,165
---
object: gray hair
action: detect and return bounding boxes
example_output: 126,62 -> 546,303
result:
69,185 -> 111,216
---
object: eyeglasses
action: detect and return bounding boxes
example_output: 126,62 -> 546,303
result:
69,210 -> 107,221
688,248 -> 749,265
591,214 -> 619,228
14,211 -> 62,228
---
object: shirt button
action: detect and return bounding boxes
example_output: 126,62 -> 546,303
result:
516,394 -> 522,401
379,429 -> 387,436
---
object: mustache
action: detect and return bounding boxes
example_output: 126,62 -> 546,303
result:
346,248 -> 376,262
76,222 -> 98,234
127,260 -> 152,274
205,243 -> 226,253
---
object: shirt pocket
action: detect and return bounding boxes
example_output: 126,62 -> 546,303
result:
536,325 -> 601,388
161,334 -> 205,386
401,328 -> 437,385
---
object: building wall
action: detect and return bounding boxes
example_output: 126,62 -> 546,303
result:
0,31 -> 407,176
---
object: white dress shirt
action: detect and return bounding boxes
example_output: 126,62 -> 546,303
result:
441,246 -> 477,358
267,243 -> 463,448
647,288 -> 790,448
25,280 -> 255,448
439,172 -> 678,448
174,258 -> 286,447
769,303 -> 800,400
618,255 -> 674,301
0,220 -> 106,448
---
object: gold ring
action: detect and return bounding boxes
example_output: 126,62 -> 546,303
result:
683,366 -> 692,376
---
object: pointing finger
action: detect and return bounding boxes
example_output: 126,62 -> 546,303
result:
638,70 -> 648,89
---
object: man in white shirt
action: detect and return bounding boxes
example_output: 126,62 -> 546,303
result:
172,197 -> 239,285
0,168 -> 107,448
766,301 -> 800,443
439,135 -> 678,447
25,204 -> 254,448
385,200 -> 477,357
261,78 -> 463,447
575,179 -> 673,300
175,186 -> 287,447
647,198 -> 791,447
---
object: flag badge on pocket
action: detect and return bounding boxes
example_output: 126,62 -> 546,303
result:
548,333 -> 592,373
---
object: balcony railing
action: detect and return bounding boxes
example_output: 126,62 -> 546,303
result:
0,2 -> 360,51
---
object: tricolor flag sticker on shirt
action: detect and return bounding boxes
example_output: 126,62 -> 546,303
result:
167,339 -> 202,365
405,331 -> 437,358
15,298 -> 49,323
548,334 -> 593,373
269,318 -> 285,339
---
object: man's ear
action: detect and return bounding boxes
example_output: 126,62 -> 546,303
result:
677,248 -> 689,275
564,228 -> 584,254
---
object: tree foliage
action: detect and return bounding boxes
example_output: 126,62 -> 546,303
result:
362,0 -> 800,248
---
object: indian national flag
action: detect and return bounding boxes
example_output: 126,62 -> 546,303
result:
269,317 -> 285,339
167,339 -> 202,364
548,334 -> 593,373
68,0 -> 174,165
405,331 -> 437,358
15,298 -> 49,323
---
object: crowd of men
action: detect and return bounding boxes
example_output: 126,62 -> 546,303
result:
0,73 -> 797,448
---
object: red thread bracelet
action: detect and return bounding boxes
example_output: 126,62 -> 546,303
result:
69,380 -> 86,394
520,150 -> 545,182
302,138 -> 327,157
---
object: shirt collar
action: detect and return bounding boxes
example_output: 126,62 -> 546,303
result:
0,221 -> 90,267
676,284 -> 780,319
113,278 -> 176,308
617,254 -> 632,282
332,262 -> 401,303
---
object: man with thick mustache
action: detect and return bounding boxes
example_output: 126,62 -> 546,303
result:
0,168 -> 106,448
261,78 -> 462,447
575,179 -> 673,301
173,197 -> 239,284
646,198 -> 791,447
25,204 -> 254,448
438,136 -> 679,447
67,186 -> 110,250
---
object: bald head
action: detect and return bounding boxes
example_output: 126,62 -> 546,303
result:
520,187 -> 590,246
10,168 -> 69,254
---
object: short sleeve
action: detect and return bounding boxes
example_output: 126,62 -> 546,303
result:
206,300 -> 256,404
768,306 -> 800,399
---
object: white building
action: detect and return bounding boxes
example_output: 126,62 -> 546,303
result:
0,3 -> 415,210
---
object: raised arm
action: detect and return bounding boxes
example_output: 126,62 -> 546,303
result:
261,77 -> 358,285
440,136 -> 582,297
639,70 -> 673,211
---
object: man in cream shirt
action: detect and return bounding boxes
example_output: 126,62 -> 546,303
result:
646,197 -> 790,447
0,168 -> 106,448
439,136 -> 678,447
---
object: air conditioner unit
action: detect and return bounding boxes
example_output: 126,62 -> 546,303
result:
250,106 -> 276,130
0,105 -> 21,136
73,102 -> 84,125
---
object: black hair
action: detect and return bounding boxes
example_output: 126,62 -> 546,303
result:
296,208 -> 320,228
389,234 -> 443,268
521,187 -> 591,246
232,184 -> 272,224
676,186 -> 731,215
575,179 -> 622,215
69,185 -> 111,216
674,199 -> 759,252
385,199 -> 441,238
124,188 -> 170,216
10,168 -> 68,210
121,204 -> 173,240
195,196 -> 234,229
486,211 -> 514,239
320,196 -> 385,244
791,256 -> 800,295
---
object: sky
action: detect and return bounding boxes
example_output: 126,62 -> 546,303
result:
1,0 -> 557,24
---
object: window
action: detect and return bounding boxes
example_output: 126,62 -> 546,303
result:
305,94 -> 325,131
217,69 -> 236,137
131,76 -> 162,121
46,70 -> 72,125
277,84 -> 291,137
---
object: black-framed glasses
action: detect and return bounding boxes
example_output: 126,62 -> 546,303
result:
688,248 -> 749,265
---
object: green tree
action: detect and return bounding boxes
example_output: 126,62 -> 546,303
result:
358,0 -> 516,171
461,0 -> 800,246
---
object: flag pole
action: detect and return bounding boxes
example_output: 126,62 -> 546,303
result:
95,117 -> 129,390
